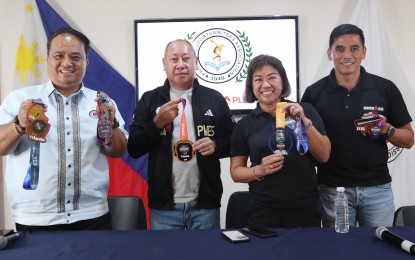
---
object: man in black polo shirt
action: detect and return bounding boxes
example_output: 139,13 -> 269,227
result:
302,24 -> 414,227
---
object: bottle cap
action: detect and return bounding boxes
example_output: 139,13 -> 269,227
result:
336,187 -> 345,192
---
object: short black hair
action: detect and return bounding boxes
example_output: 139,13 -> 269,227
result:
244,54 -> 291,103
329,24 -> 365,48
47,27 -> 90,57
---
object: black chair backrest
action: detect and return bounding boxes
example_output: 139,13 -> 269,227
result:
226,191 -> 250,229
108,196 -> 147,230
393,206 -> 415,227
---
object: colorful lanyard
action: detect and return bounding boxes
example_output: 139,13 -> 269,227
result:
97,91 -> 112,145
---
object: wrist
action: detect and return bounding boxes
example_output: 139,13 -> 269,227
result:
153,116 -> 164,129
381,123 -> 390,135
385,124 -> 396,139
112,117 -> 120,129
252,166 -> 264,181
305,119 -> 313,129
13,116 -> 26,137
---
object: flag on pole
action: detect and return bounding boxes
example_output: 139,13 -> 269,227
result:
315,0 -> 415,209
14,0 -> 48,88
14,0 -> 150,226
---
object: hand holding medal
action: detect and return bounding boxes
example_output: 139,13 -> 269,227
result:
283,103 -> 310,155
268,102 -> 310,156
354,105 -> 386,139
26,99 -> 51,143
173,98 -> 195,162
96,91 -> 113,145
268,102 -> 292,155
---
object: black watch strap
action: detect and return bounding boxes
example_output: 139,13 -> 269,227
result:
386,125 -> 395,138
14,115 -> 26,130
112,117 -> 120,129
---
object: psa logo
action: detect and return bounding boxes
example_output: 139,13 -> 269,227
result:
186,28 -> 253,84
224,96 -> 243,104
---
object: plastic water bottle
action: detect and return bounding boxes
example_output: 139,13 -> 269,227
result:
334,187 -> 349,233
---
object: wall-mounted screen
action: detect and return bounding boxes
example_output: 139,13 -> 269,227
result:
135,16 -> 299,115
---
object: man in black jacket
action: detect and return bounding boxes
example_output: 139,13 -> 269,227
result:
128,39 -> 235,230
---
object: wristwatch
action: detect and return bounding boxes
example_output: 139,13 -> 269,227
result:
14,115 -> 26,131
385,125 -> 395,139
112,117 -> 120,129
13,115 -> 26,136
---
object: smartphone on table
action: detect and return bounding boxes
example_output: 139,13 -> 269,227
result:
242,227 -> 279,238
222,230 -> 250,243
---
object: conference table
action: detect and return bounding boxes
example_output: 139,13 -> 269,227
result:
1,227 -> 415,259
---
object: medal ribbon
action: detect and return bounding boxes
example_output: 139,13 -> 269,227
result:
295,114 -> 309,155
23,99 -> 49,190
276,102 -> 287,129
275,102 -> 288,155
23,142 -> 40,190
173,97 -> 195,162
179,98 -> 188,141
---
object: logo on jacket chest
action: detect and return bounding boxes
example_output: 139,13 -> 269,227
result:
160,124 -> 215,136
197,125 -> 215,137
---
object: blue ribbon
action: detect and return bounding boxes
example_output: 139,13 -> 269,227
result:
23,142 -> 40,190
294,114 -> 309,155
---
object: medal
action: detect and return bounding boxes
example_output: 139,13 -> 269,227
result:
26,99 -> 50,143
354,105 -> 385,139
269,102 -> 292,155
97,91 -> 112,145
173,98 -> 195,162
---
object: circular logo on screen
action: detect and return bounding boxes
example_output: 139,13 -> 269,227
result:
186,28 -> 252,84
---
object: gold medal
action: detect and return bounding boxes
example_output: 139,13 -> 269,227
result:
26,100 -> 50,143
174,140 -> 195,162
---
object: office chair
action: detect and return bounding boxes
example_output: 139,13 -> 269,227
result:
107,196 -> 147,230
393,206 -> 415,227
225,191 -> 250,229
